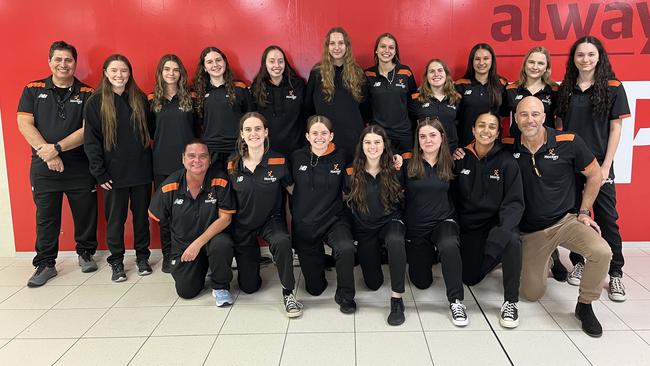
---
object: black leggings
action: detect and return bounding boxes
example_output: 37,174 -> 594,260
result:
355,220 -> 406,293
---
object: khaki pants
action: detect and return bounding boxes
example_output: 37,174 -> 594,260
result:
521,214 -> 612,303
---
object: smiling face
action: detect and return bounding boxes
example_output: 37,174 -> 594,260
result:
525,52 -> 548,81
427,61 -> 446,89
515,97 -> 546,139
49,49 -> 76,82
241,116 -> 268,149
362,132 -> 385,161
376,36 -> 396,64
418,125 -> 443,156
182,143 -> 210,176
473,48 -> 493,78
328,32 -> 347,62
203,51 -> 226,79
162,60 -> 180,85
104,60 -> 130,92
472,113 -> 500,147
306,122 -> 333,152
574,42 -> 599,74
265,49 -> 285,81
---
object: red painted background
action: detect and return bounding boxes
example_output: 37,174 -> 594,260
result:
2,0 -> 649,252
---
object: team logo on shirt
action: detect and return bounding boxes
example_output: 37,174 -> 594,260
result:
204,93 -> 210,98
204,192 -> 217,204
422,102 -> 430,108
489,169 -> 501,181
264,170 -> 277,182
373,82 -> 382,87
544,148 -> 559,160
464,90 -> 472,95
330,164 -> 341,175
286,90 -> 297,100
542,95 -> 552,105
237,176 -> 244,182
447,104 -> 457,110
515,95 -> 523,100
174,198 -> 184,205
38,93 -> 48,99
395,79 -> 406,89
513,153 -> 521,159
460,169 -> 471,175
70,94 -> 82,104
298,165 -> 308,171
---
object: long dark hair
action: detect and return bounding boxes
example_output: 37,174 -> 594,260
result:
556,36 -> 615,120
251,45 -> 300,108
152,54 -> 193,113
347,125 -> 402,215
228,112 -> 270,176
408,118 -> 454,181
193,47 -> 236,116
462,43 -> 503,107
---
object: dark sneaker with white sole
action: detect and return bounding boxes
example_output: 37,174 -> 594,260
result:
27,265 -> 57,287
136,259 -> 152,276
110,263 -> 127,282
161,256 -> 173,273
499,301 -> 520,328
78,253 -> 98,273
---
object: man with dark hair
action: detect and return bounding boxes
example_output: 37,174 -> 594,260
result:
17,40 -> 98,287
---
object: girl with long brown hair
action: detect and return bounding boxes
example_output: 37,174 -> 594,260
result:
84,54 -> 153,282
345,125 -> 406,325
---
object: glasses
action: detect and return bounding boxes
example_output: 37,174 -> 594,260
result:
531,154 -> 541,178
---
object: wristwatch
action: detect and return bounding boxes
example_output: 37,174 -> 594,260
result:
54,143 -> 62,154
578,209 -> 591,216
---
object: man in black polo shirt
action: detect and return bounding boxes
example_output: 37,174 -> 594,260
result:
17,41 -> 98,287
148,140 -> 237,305
513,96 -> 611,337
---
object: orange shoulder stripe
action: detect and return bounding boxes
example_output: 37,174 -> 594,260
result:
608,80 -> 622,87
148,209 -> 160,222
618,113 -> 631,120
398,69 -> 412,77
80,87 -> 94,93
501,137 -> 515,145
346,167 -> 354,175
147,94 -> 154,101
583,158 -> 598,172
555,134 -> 575,142
455,79 -> 471,85
219,208 -> 236,215
17,112 -> 33,117
268,157 -> 285,165
402,152 -> 413,160
365,71 -> 377,77
26,82 -> 46,88
211,178 -> 228,188
233,81 -> 247,88
411,92 -> 420,100
227,161 -> 234,171
506,82 -> 519,90
161,183 -> 179,193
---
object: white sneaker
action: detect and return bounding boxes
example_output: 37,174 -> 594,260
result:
567,262 -> 584,286
450,300 -> 469,327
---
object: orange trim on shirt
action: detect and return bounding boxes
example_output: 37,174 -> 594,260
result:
555,134 -> 575,142
346,167 -> 354,175
268,157 -> 285,165
219,208 -> 236,215
233,81 -> 247,88
583,158 -> 598,172
402,152 -> 413,160
501,137 -> 515,145
607,80 -> 622,87
227,161 -> 234,171
147,94 -> 154,101
365,71 -> 377,77
506,82 -> 519,90
411,92 -> 420,100
618,114 -> 631,120
161,183 -> 180,193
465,143 -> 479,158
211,178 -> 228,188
80,87 -> 94,93
17,112 -> 33,117
26,82 -> 46,88
455,79 -> 471,85
397,69 -> 412,77
148,209 -> 160,222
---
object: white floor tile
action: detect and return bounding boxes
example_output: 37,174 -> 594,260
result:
566,330 -> 650,366
114,283 -> 178,307
622,257 -> 650,277
425,331 -> 510,365
135,259 -> 175,284
0,338 -> 9,348
153,305 -> 227,336
0,309 -> 47,338
0,285 -> 76,310
54,283 -> 132,309
356,331 -> 433,366
418,300 -> 490,330
46,262 -> 98,286
483,300 -> 560,331
497,330 -> 590,365
287,301 -> 354,333
7,257 -> 39,267
236,279 -> 285,304
603,300 -> 650,330
205,334 -> 284,366
220,304 -> 289,334
281,333 -> 355,366
628,275 -> 650,293
0,266 -> 38,286
173,286 -> 239,306
355,301 -> 422,332
0,338 -> 76,366
637,330 -> 650,345
410,276 -> 463,302
468,272 -> 508,301
622,249 -> 650,257
18,308 -> 106,338
130,335 -> 216,366
55,337 -> 146,366
355,281 -> 414,303
84,306 -> 169,337
0,286 -> 22,303
540,300 -> 629,330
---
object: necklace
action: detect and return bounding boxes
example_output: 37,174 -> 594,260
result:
384,68 -> 395,85
310,151 -> 320,167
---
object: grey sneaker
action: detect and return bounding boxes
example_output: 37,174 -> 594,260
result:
567,262 -> 584,286
608,275 -> 626,302
27,265 -> 57,287
78,253 -> 98,273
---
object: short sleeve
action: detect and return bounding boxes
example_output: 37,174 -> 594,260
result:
609,82 -> 631,121
281,157 -> 293,188
17,85 -> 35,115
213,173 -> 236,214
148,184 -> 171,223
571,134 -> 597,173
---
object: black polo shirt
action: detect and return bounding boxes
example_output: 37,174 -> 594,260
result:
253,76 -> 306,157
511,128 -> 596,232
401,156 -> 456,238
201,81 -> 253,154
305,66 -> 367,164
227,151 -> 292,230
455,77 -> 507,147
408,93 -> 460,151
558,80 -> 630,162
365,64 -> 417,143
149,94 -> 199,176
148,167 -> 236,256
501,82 -> 557,137
343,167 -> 402,231
290,144 -> 346,235
17,76 -> 95,192
83,91 -> 153,188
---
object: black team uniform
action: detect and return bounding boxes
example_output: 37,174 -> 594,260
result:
84,91 -> 153,268
455,77 -> 507,147
226,152 -> 296,294
558,80 -> 630,279
200,82 -> 253,168
408,93 -> 460,151
290,144 -> 356,312
453,142 -> 524,303
148,168 -> 236,298
18,77 -> 98,271
148,93 -> 199,269
253,76 -> 306,157
501,82 -> 557,138
305,66 -> 367,164
364,64 -> 417,153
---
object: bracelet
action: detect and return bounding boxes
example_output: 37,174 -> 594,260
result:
578,209 -> 591,216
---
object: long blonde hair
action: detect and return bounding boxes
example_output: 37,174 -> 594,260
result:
316,27 -> 365,103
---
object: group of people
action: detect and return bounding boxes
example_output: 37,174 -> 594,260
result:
17,27 -> 629,337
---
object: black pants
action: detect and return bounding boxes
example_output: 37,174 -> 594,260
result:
460,227 -> 522,303
208,151 -> 230,172
230,216 -> 296,294
32,187 -> 98,267
355,220 -> 406,293
387,131 -> 413,155
171,233 -> 234,299
294,219 -> 356,300
103,184 -> 151,264
407,220 -> 463,302
570,172 -> 624,276
154,174 -> 172,258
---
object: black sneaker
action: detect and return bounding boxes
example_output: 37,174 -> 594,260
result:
450,299 -> 469,327
283,292 -> 303,318
550,255 -> 568,282
27,264 -> 57,287
575,302 -> 602,337
161,256 -> 173,274
136,259 -> 153,276
78,252 -> 98,273
110,263 -> 127,282
334,293 -> 357,314
259,256 -> 273,266
499,301 -> 520,328
387,297 -> 405,326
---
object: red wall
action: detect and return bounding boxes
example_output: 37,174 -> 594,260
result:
2,0 -> 650,251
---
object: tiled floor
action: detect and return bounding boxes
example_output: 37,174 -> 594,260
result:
1,247 -> 650,366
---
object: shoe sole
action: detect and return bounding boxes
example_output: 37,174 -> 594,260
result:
286,310 -> 303,318
499,318 -> 520,329
112,276 -> 127,282
138,271 -> 152,276
567,278 -> 581,286
216,301 -> 233,307
79,264 -> 98,273
574,313 -> 603,338
608,294 -> 626,302
452,319 -> 469,327
387,318 -> 405,326
27,272 -> 57,287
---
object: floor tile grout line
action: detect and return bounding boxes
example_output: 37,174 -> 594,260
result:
411,285 -> 435,366
201,289 -> 236,366
467,286 -> 514,366
126,303 -> 175,366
